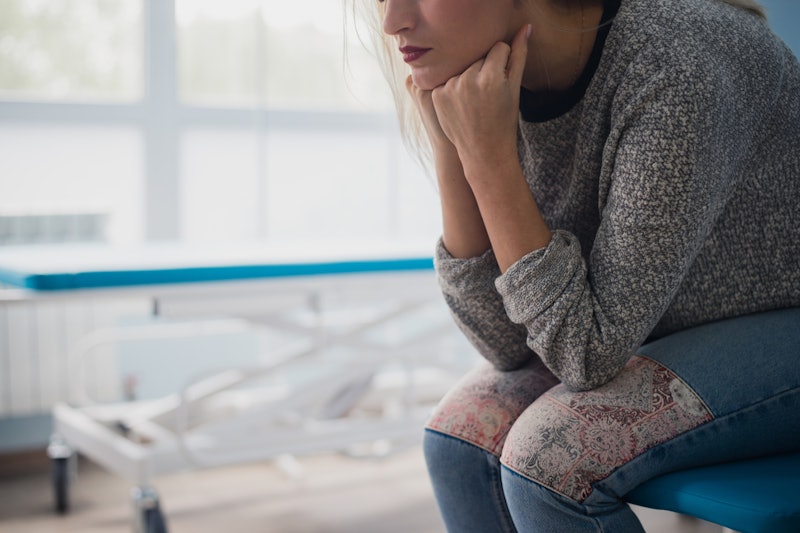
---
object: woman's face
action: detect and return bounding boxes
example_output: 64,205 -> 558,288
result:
382,0 -> 523,90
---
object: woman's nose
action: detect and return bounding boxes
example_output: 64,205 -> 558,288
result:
382,0 -> 416,36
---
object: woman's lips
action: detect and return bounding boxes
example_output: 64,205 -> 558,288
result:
399,46 -> 431,63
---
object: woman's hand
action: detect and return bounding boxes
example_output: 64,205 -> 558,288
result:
405,75 -> 456,158
405,53 -> 491,260
418,24 -> 550,271
403,24 -> 543,265
431,24 -> 530,177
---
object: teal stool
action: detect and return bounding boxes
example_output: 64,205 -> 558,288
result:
625,451 -> 800,533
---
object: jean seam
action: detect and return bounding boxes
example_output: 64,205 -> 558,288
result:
634,353 -> 715,415
591,386 -> 800,504
487,453 -> 518,533
424,424 -> 504,457
500,455 -> 577,502
502,465 -> 606,531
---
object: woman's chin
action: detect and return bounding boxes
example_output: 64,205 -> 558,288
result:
410,69 -> 450,91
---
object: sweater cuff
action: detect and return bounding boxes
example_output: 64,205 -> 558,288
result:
495,230 -> 583,323
434,237 -> 500,296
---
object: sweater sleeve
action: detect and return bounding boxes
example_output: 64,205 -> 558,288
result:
433,238 -> 533,370
495,58 -> 756,390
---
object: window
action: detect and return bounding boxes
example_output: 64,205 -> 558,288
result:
0,0 -> 438,245
176,0 -> 390,112
0,0 -> 143,102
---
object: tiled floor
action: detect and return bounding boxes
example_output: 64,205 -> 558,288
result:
0,447 -> 724,532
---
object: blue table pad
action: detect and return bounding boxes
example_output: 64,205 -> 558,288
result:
0,244 -> 435,292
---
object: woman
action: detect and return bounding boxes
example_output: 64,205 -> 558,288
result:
360,0 -> 800,531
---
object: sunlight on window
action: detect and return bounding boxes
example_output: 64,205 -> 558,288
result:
0,124 -> 144,243
0,0 -> 143,101
176,0 -> 392,111
0,0 -> 438,246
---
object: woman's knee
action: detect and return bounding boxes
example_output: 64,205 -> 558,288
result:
500,356 -> 713,503
426,358 -> 559,455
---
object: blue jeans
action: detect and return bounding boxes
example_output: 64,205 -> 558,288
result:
423,307 -> 800,532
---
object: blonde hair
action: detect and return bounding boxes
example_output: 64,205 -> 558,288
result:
347,0 -> 767,164
345,0 -> 430,166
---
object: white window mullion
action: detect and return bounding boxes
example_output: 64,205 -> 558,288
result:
143,0 -> 180,240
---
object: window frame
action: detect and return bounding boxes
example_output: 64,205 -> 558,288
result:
0,0 -> 403,242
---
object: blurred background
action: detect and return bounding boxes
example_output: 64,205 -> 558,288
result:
0,0 -> 443,451
0,0 -> 439,247
0,4 -> 451,532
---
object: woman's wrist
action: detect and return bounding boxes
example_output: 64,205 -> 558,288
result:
430,135 -> 459,162
458,142 -> 520,188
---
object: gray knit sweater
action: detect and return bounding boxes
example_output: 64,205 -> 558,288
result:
434,0 -> 800,391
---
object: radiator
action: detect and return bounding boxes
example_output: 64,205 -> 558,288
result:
0,211 -> 119,417
0,298 -> 150,418
0,212 -> 108,245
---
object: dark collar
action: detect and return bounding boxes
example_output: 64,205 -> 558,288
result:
520,0 -> 621,123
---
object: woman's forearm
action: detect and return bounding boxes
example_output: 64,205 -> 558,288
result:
462,154 -> 552,273
424,27 -> 550,272
435,140 -> 552,271
434,143 -> 492,259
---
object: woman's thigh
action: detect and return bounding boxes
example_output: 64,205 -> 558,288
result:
500,307 -> 800,509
